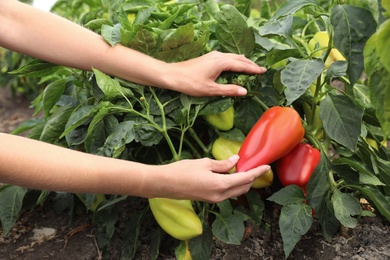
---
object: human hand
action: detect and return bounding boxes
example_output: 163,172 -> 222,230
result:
164,51 -> 267,97
150,155 -> 271,203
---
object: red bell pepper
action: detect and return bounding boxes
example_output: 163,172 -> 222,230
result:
275,143 -> 321,189
236,106 -> 305,172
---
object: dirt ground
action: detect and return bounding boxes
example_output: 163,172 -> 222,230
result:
0,87 -> 389,260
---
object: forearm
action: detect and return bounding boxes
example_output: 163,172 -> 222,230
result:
0,133 -> 155,196
0,0 -> 170,88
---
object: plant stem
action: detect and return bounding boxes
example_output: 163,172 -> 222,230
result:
188,127 -> 209,155
252,95 -> 269,111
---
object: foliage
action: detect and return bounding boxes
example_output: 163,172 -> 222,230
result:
1,0 -> 389,259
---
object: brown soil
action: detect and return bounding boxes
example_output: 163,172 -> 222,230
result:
0,87 -> 389,260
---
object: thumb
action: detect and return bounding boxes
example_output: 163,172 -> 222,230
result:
211,154 -> 240,173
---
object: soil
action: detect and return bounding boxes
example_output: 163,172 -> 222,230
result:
0,87 -> 389,260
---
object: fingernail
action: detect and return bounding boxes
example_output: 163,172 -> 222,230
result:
265,165 -> 271,172
229,154 -> 240,163
237,87 -> 247,96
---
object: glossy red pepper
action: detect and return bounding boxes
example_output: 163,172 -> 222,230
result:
275,143 -> 321,189
236,106 -> 305,172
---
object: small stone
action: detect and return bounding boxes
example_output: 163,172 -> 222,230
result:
31,227 -> 57,242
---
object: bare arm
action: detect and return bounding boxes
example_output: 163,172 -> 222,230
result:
0,0 -> 266,97
0,133 -> 270,202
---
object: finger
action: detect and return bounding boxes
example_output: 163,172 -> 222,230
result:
230,165 -> 271,186
220,54 -> 267,74
211,83 -> 248,96
217,165 -> 271,199
208,155 -> 240,173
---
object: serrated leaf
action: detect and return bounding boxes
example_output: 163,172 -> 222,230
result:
332,189 -> 362,228
281,59 -> 324,105
0,186 -> 28,236
279,203 -> 313,258
319,94 -> 363,151
331,5 -> 376,87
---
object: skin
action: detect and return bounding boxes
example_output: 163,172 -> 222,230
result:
0,0 -> 270,203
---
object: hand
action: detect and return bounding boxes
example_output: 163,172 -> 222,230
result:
165,51 -> 267,97
151,155 -> 271,203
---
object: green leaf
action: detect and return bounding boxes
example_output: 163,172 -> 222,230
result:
333,157 -> 385,186
245,189 -> 265,226
93,68 -> 133,100
215,5 -> 255,56
101,23 -> 122,46
346,0 -> 380,23
61,104 -> 100,141
8,59 -> 60,77
269,0 -> 319,21
306,153 -> 340,241
189,224 -> 213,260
42,78 -> 68,119
198,98 -> 233,115
120,207 -> 148,259
211,200 -> 248,245
331,189 -> 362,228
266,48 -> 301,67
128,27 -> 159,56
281,59 -> 325,105
97,121 -> 135,158
375,18 -> 390,73
331,5 -> 377,87
267,185 -> 306,206
161,23 -> 194,51
319,94 -> 364,151
364,32 -> 390,138
84,18 -> 113,30
86,114 -> 119,154
349,185 -> 390,221
40,106 -> 74,143
234,98 -> 264,134
353,83 -> 372,109
279,203 -> 313,258
257,15 -> 293,36
211,213 -> 246,245
0,186 -> 28,236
